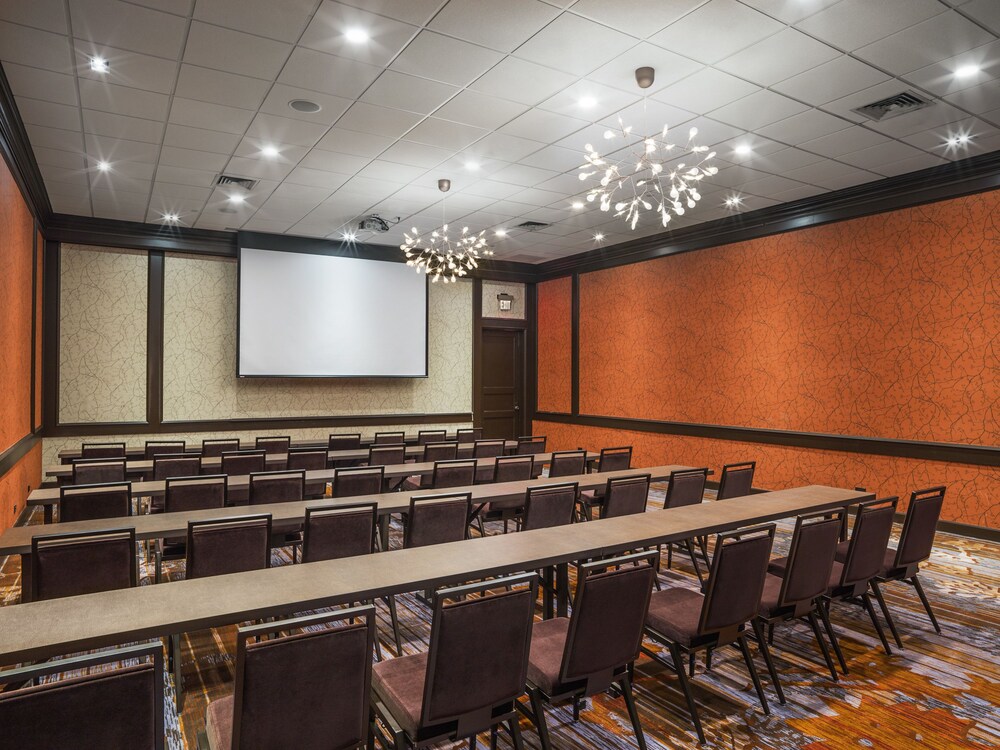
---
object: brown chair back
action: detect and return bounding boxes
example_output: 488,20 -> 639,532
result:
717,461 -> 756,500
597,446 -> 632,472
420,575 -> 537,737
548,449 -> 587,478
221,450 -> 267,477
522,482 -> 577,531
473,439 -> 506,458
0,643 -> 164,750
405,493 -> 471,548
328,433 -> 362,451
422,441 -> 458,463
186,515 -> 271,579
699,524 -> 775,640
72,458 -> 126,485
418,429 -> 447,445
81,442 -> 126,459
777,510 -> 844,610
231,607 -> 375,750
333,466 -> 384,498
59,482 -> 132,522
492,455 -> 534,483
839,497 -> 898,588
255,436 -> 291,455
302,503 -> 378,563
144,440 -> 185,459
153,454 -> 202,481
165,475 -> 226,513
374,431 -> 405,445
894,486 -> 945,569
561,552 -> 656,695
457,427 -> 484,443
516,435 -> 546,455
249,470 -> 306,505
601,474 -> 650,519
31,528 -> 137,601
288,449 -> 329,498
202,438 -> 241,457
663,467 -> 709,509
431,459 -> 477,489
368,444 -> 406,467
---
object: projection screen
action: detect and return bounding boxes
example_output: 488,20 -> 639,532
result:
238,247 -> 428,377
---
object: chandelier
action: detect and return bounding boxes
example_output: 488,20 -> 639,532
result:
579,66 -> 718,230
401,178 -> 492,283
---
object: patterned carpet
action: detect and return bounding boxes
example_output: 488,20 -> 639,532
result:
1,485 -> 998,749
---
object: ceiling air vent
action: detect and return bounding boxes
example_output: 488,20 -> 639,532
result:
216,174 -> 257,190
852,90 -> 932,121
514,221 -> 550,231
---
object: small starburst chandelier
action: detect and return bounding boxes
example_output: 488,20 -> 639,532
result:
401,178 -> 492,283
579,66 -> 718,230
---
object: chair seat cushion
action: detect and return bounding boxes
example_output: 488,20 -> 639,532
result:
373,652 -> 429,739
205,694 -> 234,750
769,557 -> 845,591
757,573 -> 784,617
526,617 -> 570,694
834,543 -> 896,577
645,587 -> 704,647
401,477 -> 423,492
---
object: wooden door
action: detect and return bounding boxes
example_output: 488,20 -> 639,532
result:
480,328 -> 525,440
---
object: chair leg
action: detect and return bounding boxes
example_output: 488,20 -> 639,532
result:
527,687 -> 551,750
490,725 -> 498,750
385,594 -> 403,655
688,651 -> 696,677
683,539 -> 704,586
806,610 -> 838,682
619,675 -> 647,750
751,619 -> 785,705
668,642 -> 705,744
870,581 -> 903,649
860,592 -> 893,656
736,634 -> 770,715
911,575 -> 942,633
171,633 -> 184,711
666,543 -> 673,570
508,717 -> 524,750
817,600 -> 849,675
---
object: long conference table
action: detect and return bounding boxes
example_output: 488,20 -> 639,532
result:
0,484 -> 871,666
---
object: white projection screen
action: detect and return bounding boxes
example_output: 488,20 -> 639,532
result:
238,247 -> 428,377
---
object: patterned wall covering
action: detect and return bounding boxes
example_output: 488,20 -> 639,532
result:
58,244 -> 148,424
162,253 -> 472,421
578,190 -> 1000,448
533,420 -> 1000,528
0,155 -> 35,453
536,276 -> 573,414
0,443 -> 42,532
481,280 -> 526,320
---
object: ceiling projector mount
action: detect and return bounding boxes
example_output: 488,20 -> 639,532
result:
357,214 -> 398,232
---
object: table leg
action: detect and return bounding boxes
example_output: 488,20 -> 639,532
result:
542,566 -> 554,619
378,514 -> 391,552
556,563 -> 569,618
20,554 -> 32,603
43,503 -> 53,524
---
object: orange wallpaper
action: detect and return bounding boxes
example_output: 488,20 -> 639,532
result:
536,276 -> 573,413
578,190 -> 1000,448
0,443 -> 41,532
534,420 -> 1000,528
0,154 -> 35,454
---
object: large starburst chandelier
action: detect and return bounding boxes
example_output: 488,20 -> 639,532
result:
579,66 -> 718,230
401,178 -> 492,283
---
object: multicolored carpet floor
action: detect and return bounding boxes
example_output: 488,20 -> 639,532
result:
2,484 -> 998,749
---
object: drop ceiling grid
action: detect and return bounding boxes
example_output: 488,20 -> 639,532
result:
0,0 -> 997,261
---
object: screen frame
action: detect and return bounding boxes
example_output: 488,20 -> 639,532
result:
236,242 -> 429,379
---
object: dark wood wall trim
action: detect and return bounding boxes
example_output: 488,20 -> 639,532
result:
0,433 -> 40,479
146,252 -> 165,426
41,241 -> 60,434
29,223 -> 38,431
525,283 -> 537,429
535,150 -> 1000,279
533,412 -> 1000,468
570,273 -> 580,415
0,65 -> 50,222
472,278 -> 483,429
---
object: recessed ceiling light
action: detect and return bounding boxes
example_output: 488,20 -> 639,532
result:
725,195 -> 743,208
261,145 -> 279,158
571,201 -> 584,209
734,144 -> 752,156
578,96 -> 597,108
344,28 -> 369,43
594,232 -> 604,241
162,213 -> 180,223
289,99 -> 322,113
954,64 -> 980,79
228,194 -> 245,205
946,134 -> 972,147
96,161 -> 110,172
343,231 -> 357,242
465,161 -> 479,171
494,229 -> 507,237
90,57 -> 109,73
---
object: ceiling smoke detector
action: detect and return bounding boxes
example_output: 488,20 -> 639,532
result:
289,99 -> 322,113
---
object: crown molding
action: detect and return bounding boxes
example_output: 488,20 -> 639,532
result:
0,64 -> 51,222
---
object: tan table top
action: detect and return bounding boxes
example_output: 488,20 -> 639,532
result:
0,484 -> 870,665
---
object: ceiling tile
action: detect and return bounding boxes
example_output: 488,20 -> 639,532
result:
959,0 -> 1000,34
334,0 -> 443,26
901,40 -> 1000,98
469,57 -> 576,106
336,102 -> 423,138
83,109 -> 164,142
129,0 -> 193,16
710,89 -> 809,130
360,70 -> 459,115
513,13 -> 636,76
16,98 -> 80,131
757,108 -> 853,144
299,148 -> 369,173
586,42 -> 703,96
233,138 -> 309,163
50,194 -> 93,214
152,182 -> 212,202
314,127 -> 394,157
523,144 -> 586,172
537,81 -> 640,122
472,132 -> 545,162
269,181 -> 335,203
569,0 -> 704,39
78,78 -> 170,120
299,1 -> 417,66
70,0 -> 188,59
434,90 -> 529,130
169,97 -> 256,135
245,113 -> 329,147
900,117 -> 999,153
39,164 -> 89,187
786,161 -> 880,190
0,0 -> 68,33
944,80 -> 1000,115
390,31 -> 504,86
461,179 -> 527,200
155,163 -> 220,188
854,11 -> 995,76
75,45 -> 179,94
753,147 -> 826,171
378,140 -> 452,168
0,21 -> 73,73
795,0 -> 946,51
33,145 -> 87,169
174,64 -> 271,110
429,0 -> 560,53
799,125 -> 890,157
837,140 -> 927,168
773,56 -> 890,106
193,0 -> 318,43
284,166 -> 351,189
649,0 -> 784,64
2,62 -> 77,106
715,28 -> 840,86
490,163 -> 561,187
737,0 -> 843,24
159,146 -> 230,172
163,123 -> 242,154
355,159 -> 426,183
85,133 -> 160,163
405,118 -> 489,150
874,152 -> 948,176
654,68 -> 760,115
183,21 -> 292,79
499,109 -> 589,142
